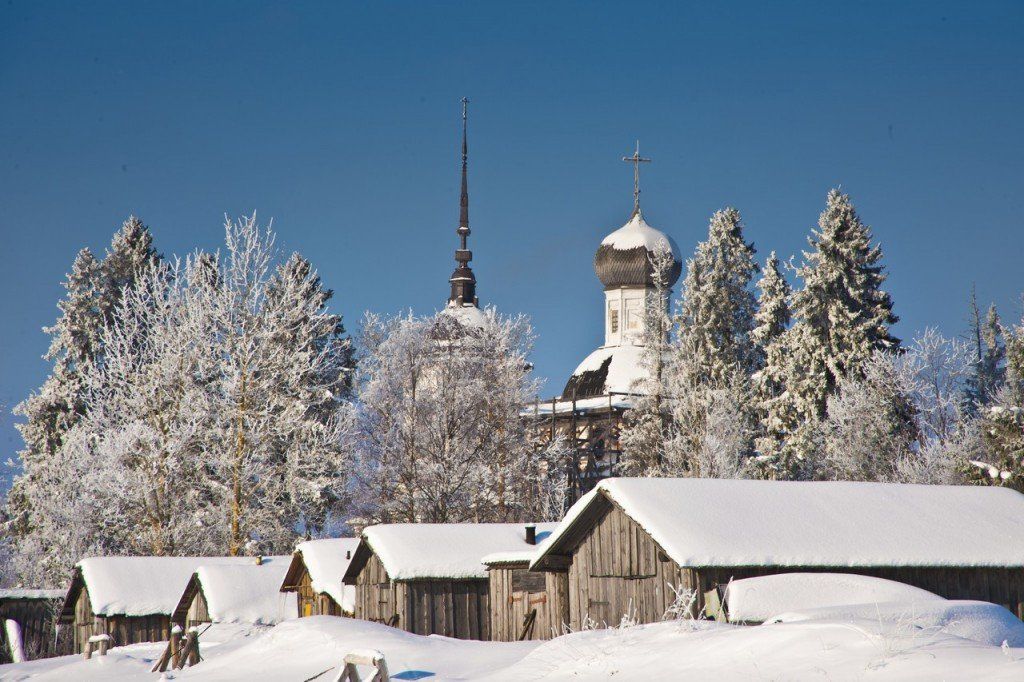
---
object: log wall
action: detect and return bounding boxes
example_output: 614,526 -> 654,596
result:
293,566 -> 344,618
0,598 -> 71,663
488,565 -> 568,640
70,586 -> 172,653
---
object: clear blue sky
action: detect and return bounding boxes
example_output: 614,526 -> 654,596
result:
2,1 -> 1023,479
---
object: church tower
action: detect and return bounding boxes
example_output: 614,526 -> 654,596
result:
562,143 -> 681,400
442,98 -> 487,329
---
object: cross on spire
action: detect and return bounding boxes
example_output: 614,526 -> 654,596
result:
622,141 -> 651,216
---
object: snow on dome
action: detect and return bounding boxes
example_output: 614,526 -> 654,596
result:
442,302 -> 488,330
725,573 -> 944,623
360,523 -> 558,581
594,211 -> 682,288
293,538 -> 360,614
74,556 -> 259,617
533,478 -> 1024,570
562,344 -> 646,399
194,556 -> 295,625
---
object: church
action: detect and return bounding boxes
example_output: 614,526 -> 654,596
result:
434,101 -> 682,502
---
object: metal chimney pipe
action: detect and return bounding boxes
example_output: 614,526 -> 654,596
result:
525,524 -> 537,545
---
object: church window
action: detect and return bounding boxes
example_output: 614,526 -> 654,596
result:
609,306 -> 619,334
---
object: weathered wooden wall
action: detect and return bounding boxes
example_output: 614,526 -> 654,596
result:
352,552 -> 490,639
70,586 -> 172,653
293,566 -> 344,618
185,588 -> 210,629
562,503 -> 1024,629
0,598 -> 71,663
488,565 -> 568,641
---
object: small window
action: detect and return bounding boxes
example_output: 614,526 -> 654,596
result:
609,308 -> 619,333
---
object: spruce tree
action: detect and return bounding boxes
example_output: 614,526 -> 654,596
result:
678,208 -> 759,383
783,189 -> 898,467
751,252 -> 795,476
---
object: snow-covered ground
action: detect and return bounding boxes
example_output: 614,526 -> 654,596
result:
3,609 -> 1024,681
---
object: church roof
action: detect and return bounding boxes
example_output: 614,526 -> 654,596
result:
594,211 -> 681,288
562,344 -> 647,400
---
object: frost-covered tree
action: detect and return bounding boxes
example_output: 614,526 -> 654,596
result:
750,252 -> 794,476
822,351 -> 918,482
965,295 -> 1006,412
7,217 -> 159,584
353,308 -> 554,524
971,318 -> 1024,490
678,208 -> 759,383
783,189 -> 898,468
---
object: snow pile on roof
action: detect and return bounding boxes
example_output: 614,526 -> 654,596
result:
0,589 -> 65,600
535,478 -> 1024,568
295,538 -> 360,613
365,523 -> 559,580
77,556 -> 258,617
725,573 -> 944,623
565,344 -> 646,396
600,212 -> 680,256
769,600 -> 1024,648
195,556 -> 295,625
442,302 -> 488,329
481,528 -> 556,566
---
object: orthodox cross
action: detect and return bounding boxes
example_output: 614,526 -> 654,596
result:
622,141 -> 651,216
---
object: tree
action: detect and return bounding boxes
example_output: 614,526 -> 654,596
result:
750,252 -> 794,476
677,208 -> 759,383
965,294 -> 1006,412
352,307 -> 554,524
783,189 -> 899,467
972,317 -> 1024,490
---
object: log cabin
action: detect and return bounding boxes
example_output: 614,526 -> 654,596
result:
482,527 -> 569,641
343,523 -> 556,640
172,556 -> 294,630
280,538 -> 359,618
58,556 -> 261,653
530,478 -> 1024,629
0,590 -> 70,663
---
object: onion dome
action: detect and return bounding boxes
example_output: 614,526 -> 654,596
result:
594,210 -> 681,289
562,345 -> 647,400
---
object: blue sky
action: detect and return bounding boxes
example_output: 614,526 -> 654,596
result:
1,1 -> 1022,477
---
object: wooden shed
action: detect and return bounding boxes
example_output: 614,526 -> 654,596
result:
342,523 -> 554,640
280,538 -> 359,618
172,556 -> 294,630
482,531 -> 568,641
58,556 -> 260,653
0,590 -> 71,663
530,478 -> 1024,629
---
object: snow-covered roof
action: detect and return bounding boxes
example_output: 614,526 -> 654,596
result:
724,573 -> 944,623
193,556 -> 296,625
563,344 -> 647,399
72,556 -> 260,617
442,302 -> 487,329
291,538 -> 359,613
354,523 -> 559,581
533,478 -> 1024,569
600,212 -> 680,256
481,527 -> 556,566
0,589 -> 64,601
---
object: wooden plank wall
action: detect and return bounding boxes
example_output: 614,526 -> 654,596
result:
488,566 -> 569,641
71,585 -> 173,653
565,505 -> 693,630
403,579 -> 490,640
0,599 -> 71,663
353,552 -> 403,626
295,566 -> 343,617
186,588 -> 211,629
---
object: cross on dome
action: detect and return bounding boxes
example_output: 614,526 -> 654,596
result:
622,141 -> 651,216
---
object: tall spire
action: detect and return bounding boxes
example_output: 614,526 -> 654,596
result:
622,140 -> 651,217
449,97 -> 478,307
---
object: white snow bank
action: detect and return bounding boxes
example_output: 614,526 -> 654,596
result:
535,478 -> 1024,569
76,556 -> 262,617
363,522 -> 558,580
600,211 -> 680,256
725,573 -> 944,622
294,537 -> 360,613
769,600 -> 1024,648
564,344 -> 647,396
195,556 -> 295,625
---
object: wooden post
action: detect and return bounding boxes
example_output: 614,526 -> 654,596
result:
335,649 -> 389,682
170,624 -> 183,668
96,634 -> 110,656
4,619 -> 25,664
83,639 -> 93,660
187,627 -> 200,666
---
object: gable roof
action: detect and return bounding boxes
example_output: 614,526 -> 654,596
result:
344,522 -> 559,582
281,538 -> 359,613
172,556 -> 294,625
59,556 -> 261,622
531,478 -> 1024,570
